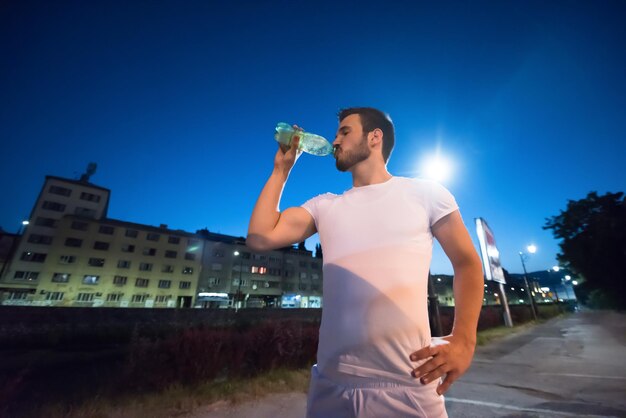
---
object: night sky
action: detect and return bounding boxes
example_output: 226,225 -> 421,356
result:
1,0 -> 624,275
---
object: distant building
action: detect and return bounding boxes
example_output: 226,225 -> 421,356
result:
0,172 -> 323,308
196,230 -> 322,309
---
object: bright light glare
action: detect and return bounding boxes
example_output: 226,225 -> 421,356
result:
421,153 -> 454,183
527,244 -> 537,254
565,275 -> 571,280
572,280 -> 578,285
552,266 -> 560,272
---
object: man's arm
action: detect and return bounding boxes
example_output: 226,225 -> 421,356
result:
410,210 -> 484,395
246,136 -> 317,252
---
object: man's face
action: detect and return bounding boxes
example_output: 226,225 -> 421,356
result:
333,114 -> 371,172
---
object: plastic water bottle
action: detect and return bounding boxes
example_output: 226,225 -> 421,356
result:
274,122 -> 334,156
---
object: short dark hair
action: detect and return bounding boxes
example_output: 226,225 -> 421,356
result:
338,107 -> 395,163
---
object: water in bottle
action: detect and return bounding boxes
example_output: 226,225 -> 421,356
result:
274,122 -> 334,156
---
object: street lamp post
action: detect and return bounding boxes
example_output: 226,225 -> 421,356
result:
519,245 -> 538,320
233,251 -> 243,312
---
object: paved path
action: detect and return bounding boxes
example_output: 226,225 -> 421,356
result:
188,311 -> 626,417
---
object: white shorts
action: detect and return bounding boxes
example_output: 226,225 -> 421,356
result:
306,365 -> 448,418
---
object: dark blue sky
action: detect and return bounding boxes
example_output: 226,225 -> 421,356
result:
1,0 -> 625,274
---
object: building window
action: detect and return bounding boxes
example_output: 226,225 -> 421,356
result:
208,277 -> 220,286
14,271 -> 39,281
232,278 -> 249,287
179,281 -> 191,289
311,273 -> 319,280
187,239 -> 199,247
143,248 -> 157,256
82,275 -> 100,285
139,262 -> 153,271
184,252 -> 196,261
49,185 -> 72,196
135,278 -> 149,287
251,266 -> 267,274
155,295 -> 171,303
168,236 -> 180,244
165,250 -> 177,258
93,241 -> 110,250
20,251 -> 47,262
299,283 -> 307,291
77,293 -> 95,302
106,293 -> 122,302
52,273 -> 70,283
117,260 -> 131,269
121,244 -> 135,253
158,280 -> 171,289
42,200 -> 66,212
269,268 -> 281,276
8,291 -> 29,300
71,221 -> 89,231
311,262 -> 319,269
146,233 -> 160,241
113,275 -> 128,285
299,261 -> 307,267
59,255 -> 76,264
299,272 -> 307,279
241,252 -> 251,259
182,267 -> 193,275
35,217 -> 57,228
28,234 -> 53,245
45,292 -> 64,301
88,258 -> 105,267
212,263 -> 223,271
125,229 -> 138,238
131,294 -> 147,303
161,265 -> 174,273
282,283 -> 294,291
99,225 -> 115,235
64,238 -> 83,248
311,284 -> 320,291
80,192 -> 101,202
75,207 -> 97,218
213,250 -> 224,257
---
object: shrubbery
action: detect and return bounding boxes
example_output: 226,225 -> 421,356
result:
124,320 -> 319,391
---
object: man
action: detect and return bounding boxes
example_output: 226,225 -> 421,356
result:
247,107 -> 483,417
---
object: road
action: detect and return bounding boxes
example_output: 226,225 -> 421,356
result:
188,310 -> 626,418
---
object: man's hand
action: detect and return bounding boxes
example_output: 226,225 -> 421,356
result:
274,125 -> 303,177
409,334 -> 476,395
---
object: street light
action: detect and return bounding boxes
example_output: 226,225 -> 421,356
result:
233,251 -> 243,311
519,245 -> 538,320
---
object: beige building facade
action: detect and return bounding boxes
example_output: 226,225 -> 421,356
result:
0,174 -> 324,309
0,175 -> 200,307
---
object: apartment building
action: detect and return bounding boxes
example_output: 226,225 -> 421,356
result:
196,231 -> 323,309
0,174 -> 201,307
0,172 -> 324,309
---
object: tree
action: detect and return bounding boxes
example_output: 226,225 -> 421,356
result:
543,191 -> 626,308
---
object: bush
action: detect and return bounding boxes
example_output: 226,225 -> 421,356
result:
124,320 -> 319,391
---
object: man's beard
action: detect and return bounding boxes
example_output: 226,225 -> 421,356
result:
335,135 -> 370,172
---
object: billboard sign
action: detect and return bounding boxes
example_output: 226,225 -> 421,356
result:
475,217 -> 506,284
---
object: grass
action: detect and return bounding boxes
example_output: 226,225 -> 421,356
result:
20,321 -> 546,418
28,367 -> 311,418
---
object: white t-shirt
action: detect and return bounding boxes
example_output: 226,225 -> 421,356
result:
301,176 -> 458,385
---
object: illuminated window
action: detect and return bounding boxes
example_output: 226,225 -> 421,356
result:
52,273 -> 70,283
82,275 -> 100,285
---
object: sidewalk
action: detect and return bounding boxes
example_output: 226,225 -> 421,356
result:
187,311 -> 626,418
